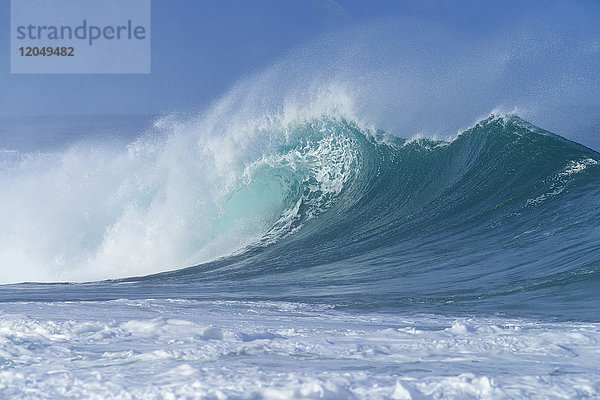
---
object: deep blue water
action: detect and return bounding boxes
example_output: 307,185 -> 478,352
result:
2,115 -> 599,320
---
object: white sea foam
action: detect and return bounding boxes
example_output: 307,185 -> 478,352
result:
527,157 -> 599,206
559,158 -> 599,177
1,300 -> 599,399
0,96 -> 359,284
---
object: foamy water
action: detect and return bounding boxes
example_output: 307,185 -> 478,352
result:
2,300 -> 599,399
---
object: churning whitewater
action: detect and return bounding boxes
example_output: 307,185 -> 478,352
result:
1,112 -> 600,398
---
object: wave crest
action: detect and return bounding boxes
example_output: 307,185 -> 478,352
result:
1,112 -> 599,287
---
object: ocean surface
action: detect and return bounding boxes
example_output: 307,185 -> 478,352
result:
1,113 -> 599,399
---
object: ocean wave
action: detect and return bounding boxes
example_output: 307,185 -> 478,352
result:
0,113 -> 599,319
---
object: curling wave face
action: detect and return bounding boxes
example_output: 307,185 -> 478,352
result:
0,114 -> 361,283
1,114 -> 599,319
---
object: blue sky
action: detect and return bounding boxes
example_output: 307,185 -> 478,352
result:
1,0 -> 599,148
2,0 -> 395,116
0,0 -> 574,116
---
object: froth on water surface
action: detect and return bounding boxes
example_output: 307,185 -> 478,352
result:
1,299 -> 599,399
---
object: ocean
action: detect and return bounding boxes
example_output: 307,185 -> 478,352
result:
1,113 -> 599,399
